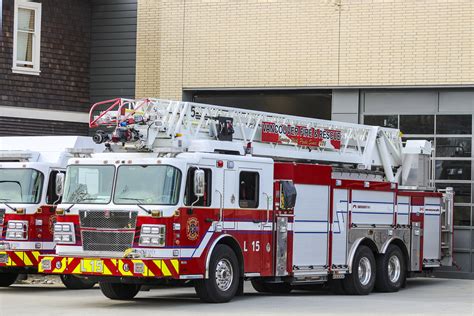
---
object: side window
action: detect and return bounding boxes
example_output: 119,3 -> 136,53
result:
46,170 -> 63,204
184,167 -> 212,207
239,171 -> 259,208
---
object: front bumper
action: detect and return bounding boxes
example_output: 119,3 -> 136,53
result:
39,256 -> 180,279
0,251 -> 41,268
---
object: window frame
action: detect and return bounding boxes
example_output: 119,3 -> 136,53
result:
12,0 -> 42,76
238,171 -> 260,209
184,167 -> 212,207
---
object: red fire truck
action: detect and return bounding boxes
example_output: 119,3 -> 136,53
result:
39,99 -> 453,302
0,136 -> 102,289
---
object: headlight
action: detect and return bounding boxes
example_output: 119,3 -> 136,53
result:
6,221 -> 28,240
139,224 -> 165,247
53,223 -> 75,244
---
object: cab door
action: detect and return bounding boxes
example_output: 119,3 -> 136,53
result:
223,169 -> 237,229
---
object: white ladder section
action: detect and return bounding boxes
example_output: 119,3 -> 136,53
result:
89,98 -> 406,181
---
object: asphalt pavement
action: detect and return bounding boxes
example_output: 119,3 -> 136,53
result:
0,278 -> 472,316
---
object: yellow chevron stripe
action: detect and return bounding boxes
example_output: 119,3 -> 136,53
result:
161,260 -> 171,277
72,263 -> 82,274
32,252 -> 40,261
23,252 -> 33,266
171,260 -> 179,274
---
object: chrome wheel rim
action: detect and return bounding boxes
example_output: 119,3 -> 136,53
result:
358,257 -> 372,286
215,258 -> 233,292
388,255 -> 401,283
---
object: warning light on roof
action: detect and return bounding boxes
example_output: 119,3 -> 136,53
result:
216,160 -> 224,168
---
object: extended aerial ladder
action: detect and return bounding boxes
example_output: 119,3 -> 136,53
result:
89,98 -> 431,189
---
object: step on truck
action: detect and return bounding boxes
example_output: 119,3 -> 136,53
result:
39,98 -> 453,302
0,136 -> 103,288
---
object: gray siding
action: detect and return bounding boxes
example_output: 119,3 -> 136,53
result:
90,0 -> 137,102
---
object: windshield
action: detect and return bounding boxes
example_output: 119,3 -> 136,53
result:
63,165 -> 115,204
0,168 -> 43,204
114,165 -> 181,205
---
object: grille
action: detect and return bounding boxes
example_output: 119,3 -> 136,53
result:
79,210 -> 138,229
82,231 -> 134,252
79,210 -> 138,253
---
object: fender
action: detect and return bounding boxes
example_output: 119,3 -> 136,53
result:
347,237 -> 378,274
204,234 -> 240,279
380,236 -> 404,254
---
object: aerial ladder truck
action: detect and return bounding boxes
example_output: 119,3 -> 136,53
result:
0,136 -> 103,288
39,98 -> 453,302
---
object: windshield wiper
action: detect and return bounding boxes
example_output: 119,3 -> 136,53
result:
116,197 -> 151,214
0,199 -> 17,212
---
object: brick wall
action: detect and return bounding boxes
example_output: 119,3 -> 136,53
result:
136,0 -> 474,100
0,0 -> 91,113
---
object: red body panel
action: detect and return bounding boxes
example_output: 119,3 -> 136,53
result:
41,162 -> 444,279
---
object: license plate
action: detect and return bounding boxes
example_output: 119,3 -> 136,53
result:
0,254 -> 8,263
80,259 -> 104,273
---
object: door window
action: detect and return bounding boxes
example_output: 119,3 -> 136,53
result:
239,171 -> 259,208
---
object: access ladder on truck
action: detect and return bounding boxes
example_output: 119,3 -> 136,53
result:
89,98 -> 411,184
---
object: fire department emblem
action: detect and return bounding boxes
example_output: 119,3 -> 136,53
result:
186,217 -> 199,241
49,216 -> 57,235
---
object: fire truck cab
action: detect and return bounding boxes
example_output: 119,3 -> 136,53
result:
39,99 -> 454,302
0,136 -> 103,288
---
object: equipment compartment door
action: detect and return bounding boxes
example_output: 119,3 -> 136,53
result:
424,197 -> 442,261
332,189 -> 348,265
292,184 -> 330,269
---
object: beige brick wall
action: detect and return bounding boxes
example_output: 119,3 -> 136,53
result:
136,0 -> 474,99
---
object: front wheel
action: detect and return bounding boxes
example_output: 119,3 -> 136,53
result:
0,272 -> 19,287
343,245 -> 376,295
99,282 -> 141,300
375,245 -> 406,292
61,275 -> 96,290
195,244 -> 240,303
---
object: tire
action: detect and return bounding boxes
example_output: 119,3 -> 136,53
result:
0,273 -> 19,287
99,282 -> 141,300
375,245 -> 406,292
195,244 -> 240,303
60,275 -> 96,290
251,279 -> 292,294
343,245 -> 376,295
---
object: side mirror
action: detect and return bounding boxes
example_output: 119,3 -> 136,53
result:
55,173 -> 65,197
193,169 -> 205,197
280,181 -> 297,210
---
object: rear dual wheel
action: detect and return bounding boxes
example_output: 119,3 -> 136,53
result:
343,245 -> 376,295
375,245 -> 406,292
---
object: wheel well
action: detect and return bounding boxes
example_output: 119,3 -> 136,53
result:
359,238 -> 379,255
387,239 -> 410,271
216,236 -> 244,276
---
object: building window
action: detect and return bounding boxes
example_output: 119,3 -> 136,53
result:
364,115 -> 398,128
239,171 -> 259,208
399,115 -> 434,135
12,0 -> 41,75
